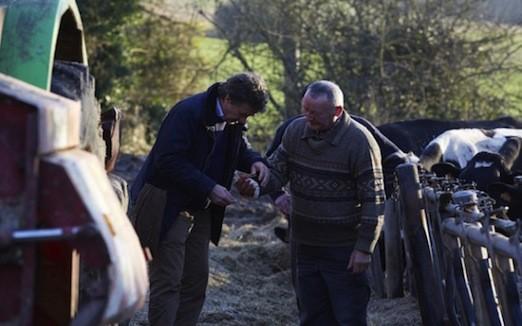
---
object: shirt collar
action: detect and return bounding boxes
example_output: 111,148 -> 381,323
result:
301,111 -> 351,146
216,98 -> 224,120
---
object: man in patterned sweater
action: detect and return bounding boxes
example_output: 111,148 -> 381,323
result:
240,80 -> 385,325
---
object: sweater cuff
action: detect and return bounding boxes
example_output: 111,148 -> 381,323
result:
354,236 -> 379,254
354,215 -> 384,254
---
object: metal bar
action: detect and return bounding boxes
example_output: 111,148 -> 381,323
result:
491,257 -> 515,326
0,225 -> 97,248
442,219 -> 522,266
477,259 -> 503,326
452,246 -> 477,325
442,233 -> 477,325
504,272 -> 522,326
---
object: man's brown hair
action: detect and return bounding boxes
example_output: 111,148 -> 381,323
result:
218,72 -> 268,113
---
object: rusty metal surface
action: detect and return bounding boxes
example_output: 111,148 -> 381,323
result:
0,95 -> 39,325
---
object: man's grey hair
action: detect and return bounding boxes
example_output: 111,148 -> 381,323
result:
305,80 -> 344,108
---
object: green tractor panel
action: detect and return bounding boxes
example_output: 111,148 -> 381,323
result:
0,0 -> 86,90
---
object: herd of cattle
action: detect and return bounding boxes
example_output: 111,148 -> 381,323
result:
374,116 -> 522,220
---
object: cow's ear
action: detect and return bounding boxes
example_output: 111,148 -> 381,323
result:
432,162 -> 460,178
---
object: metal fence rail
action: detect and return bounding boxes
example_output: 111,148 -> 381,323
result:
393,163 -> 522,326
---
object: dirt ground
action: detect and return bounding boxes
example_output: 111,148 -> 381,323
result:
116,154 -> 421,326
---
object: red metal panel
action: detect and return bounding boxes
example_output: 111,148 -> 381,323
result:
0,96 -> 31,197
33,160 -> 110,325
37,161 -> 110,266
0,96 -> 39,325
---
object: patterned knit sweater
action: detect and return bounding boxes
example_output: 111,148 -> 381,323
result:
265,112 -> 385,253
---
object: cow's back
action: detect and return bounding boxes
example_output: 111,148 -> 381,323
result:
377,116 -> 522,155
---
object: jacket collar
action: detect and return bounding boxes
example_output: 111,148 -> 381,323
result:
203,83 -> 225,126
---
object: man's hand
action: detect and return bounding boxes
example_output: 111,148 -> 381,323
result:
250,161 -> 269,187
347,250 -> 371,273
235,174 -> 259,197
209,184 -> 236,207
274,192 -> 291,215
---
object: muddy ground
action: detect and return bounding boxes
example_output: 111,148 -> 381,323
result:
115,154 -> 421,326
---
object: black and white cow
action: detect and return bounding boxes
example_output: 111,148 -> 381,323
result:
419,128 -> 522,172
418,130 -> 522,191
377,117 -> 522,156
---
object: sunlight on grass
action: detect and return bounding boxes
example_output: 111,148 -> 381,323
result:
195,36 -> 287,151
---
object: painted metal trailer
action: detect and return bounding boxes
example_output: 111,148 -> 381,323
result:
0,1 -> 148,324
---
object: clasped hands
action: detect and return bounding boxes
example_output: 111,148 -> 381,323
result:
235,161 -> 269,198
210,162 -> 270,206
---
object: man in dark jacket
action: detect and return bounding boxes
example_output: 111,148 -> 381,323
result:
130,72 -> 270,325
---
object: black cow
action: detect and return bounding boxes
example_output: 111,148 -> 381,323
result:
377,117 -> 522,156
489,176 -> 522,220
459,137 -> 521,191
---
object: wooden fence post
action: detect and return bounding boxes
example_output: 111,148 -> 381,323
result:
396,163 -> 446,325
384,198 -> 404,298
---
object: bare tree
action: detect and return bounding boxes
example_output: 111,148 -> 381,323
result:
207,0 -> 522,125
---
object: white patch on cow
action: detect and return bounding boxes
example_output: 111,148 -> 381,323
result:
492,128 -> 522,138
425,129 -> 506,168
421,128 -> 522,170
474,161 -> 494,168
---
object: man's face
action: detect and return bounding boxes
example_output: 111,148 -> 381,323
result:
301,93 -> 338,131
222,96 -> 257,124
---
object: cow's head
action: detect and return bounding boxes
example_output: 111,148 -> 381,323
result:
432,161 -> 461,178
458,137 -> 522,191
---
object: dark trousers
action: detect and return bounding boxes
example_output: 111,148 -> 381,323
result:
296,244 -> 370,326
148,210 -> 211,326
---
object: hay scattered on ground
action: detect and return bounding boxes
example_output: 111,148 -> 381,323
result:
119,154 -> 421,325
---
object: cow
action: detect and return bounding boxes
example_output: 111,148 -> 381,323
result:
426,135 -> 522,192
459,137 -> 521,191
488,176 -> 522,220
419,128 -> 522,172
377,117 -> 522,156
418,129 -> 522,220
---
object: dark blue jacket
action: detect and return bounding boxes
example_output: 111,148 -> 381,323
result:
131,83 -> 263,245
